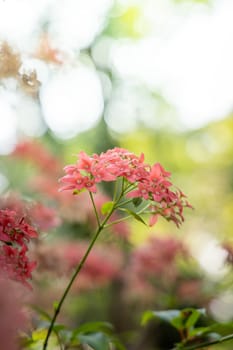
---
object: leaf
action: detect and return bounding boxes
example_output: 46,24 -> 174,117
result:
29,305 -> 52,321
79,332 -> 110,350
53,300 -> 59,311
210,321 -> 233,335
142,310 -> 180,326
141,311 -> 156,325
189,326 -> 212,337
110,335 -> 126,350
184,308 -> 206,329
132,197 -> 143,207
101,201 -> 114,215
119,208 -> 147,225
75,322 -> 114,335
32,329 -> 48,342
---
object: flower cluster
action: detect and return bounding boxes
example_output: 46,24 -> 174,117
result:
60,148 -> 191,227
13,140 -> 61,175
123,236 -> 204,305
0,209 -> 38,286
33,240 -> 123,291
0,193 -> 61,232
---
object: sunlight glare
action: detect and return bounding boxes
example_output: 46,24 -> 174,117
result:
40,65 -> 104,139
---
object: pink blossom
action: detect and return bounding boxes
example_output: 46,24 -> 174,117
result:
32,240 -> 123,291
123,236 -> 187,302
0,209 -> 38,286
12,140 -> 61,175
60,147 -> 191,228
0,193 -> 61,232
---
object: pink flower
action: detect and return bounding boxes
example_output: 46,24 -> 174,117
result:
0,245 -> 37,287
0,209 -> 38,286
60,148 -> 149,193
32,240 -> 123,291
60,148 -> 191,228
0,193 -> 61,232
12,140 -> 61,175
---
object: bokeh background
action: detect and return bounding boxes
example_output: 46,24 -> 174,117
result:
0,0 -> 233,349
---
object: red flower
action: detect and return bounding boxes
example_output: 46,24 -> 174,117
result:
0,209 -> 38,286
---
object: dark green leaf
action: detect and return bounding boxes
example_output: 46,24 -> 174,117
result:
110,335 -> 126,350
132,197 -> 143,207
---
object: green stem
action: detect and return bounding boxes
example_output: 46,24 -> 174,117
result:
42,226 -> 102,349
113,177 -> 122,202
89,192 -> 100,227
43,191 -> 122,350
43,196 -> 116,350
173,333 -> 233,350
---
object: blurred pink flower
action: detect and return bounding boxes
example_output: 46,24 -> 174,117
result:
0,277 -> 26,350
0,193 -> 61,232
0,209 -> 37,286
33,240 -> 123,291
123,236 -> 187,302
13,140 -> 61,175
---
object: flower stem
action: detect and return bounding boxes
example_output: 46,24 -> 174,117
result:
43,196 -> 116,350
89,192 -> 100,227
42,226 -> 102,349
173,333 -> 233,350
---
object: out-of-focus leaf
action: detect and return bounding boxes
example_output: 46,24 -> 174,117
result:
184,308 -> 206,329
79,332 -> 110,350
210,322 -> 233,335
75,321 -> 114,335
53,300 -> 59,311
189,326 -> 211,337
101,201 -> 114,215
142,308 -> 206,332
29,305 -> 52,321
31,329 -> 47,342
142,310 -> 181,328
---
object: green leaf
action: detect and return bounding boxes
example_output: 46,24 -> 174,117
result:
110,335 -> 126,350
142,310 -> 180,326
101,201 -> 114,215
29,305 -> 52,321
132,197 -> 143,207
79,332 -> 110,350
210,322 -> 233,335
119,208 -> 147,225
75,322 -> 114,335
32,329 -> 48,342
53,301 -> 59,311
184,308 -> 206,329
142,310 -> 192,330
141,310 -> 156,325
189,326 -> 212,337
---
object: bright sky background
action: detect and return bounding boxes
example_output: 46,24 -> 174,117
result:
0,0 -> 233,151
